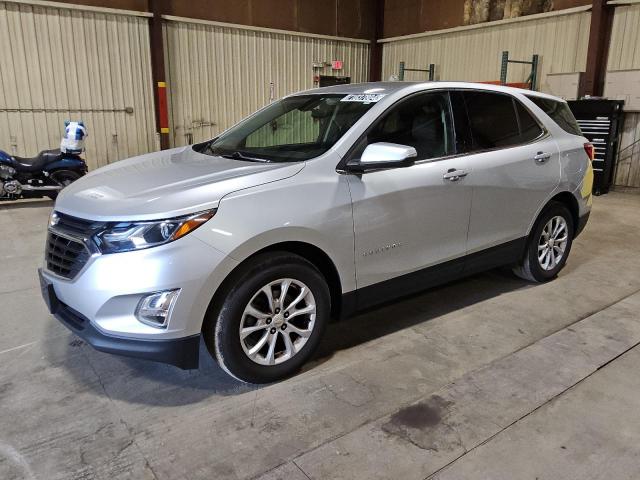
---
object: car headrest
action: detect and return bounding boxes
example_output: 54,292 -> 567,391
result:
411,108 -> 441,141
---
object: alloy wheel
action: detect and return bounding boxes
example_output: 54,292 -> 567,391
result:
537,215 -> 569,271
239,278 -> 316,366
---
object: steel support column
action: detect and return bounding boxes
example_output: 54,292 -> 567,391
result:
368,0 -> 384,82
580,0 -> 614,97
149,0 -> 170,150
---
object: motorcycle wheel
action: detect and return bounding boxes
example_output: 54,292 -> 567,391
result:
47,170 -> 82,200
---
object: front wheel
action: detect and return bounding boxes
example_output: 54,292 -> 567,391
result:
513,201 -> 574,283
204,252 -> 330,383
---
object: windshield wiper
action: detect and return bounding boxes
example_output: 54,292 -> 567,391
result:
220,151 -> 270,163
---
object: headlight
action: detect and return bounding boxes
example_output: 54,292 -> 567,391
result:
95,209 -> 216,254
49,210 -> 60,227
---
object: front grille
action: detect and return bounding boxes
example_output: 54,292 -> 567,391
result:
45,212 -> 105,279
46,232 -> 90,279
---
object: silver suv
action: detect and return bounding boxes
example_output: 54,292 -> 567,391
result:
39,82 -> 593,383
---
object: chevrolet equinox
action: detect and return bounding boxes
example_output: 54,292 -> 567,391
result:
39,82 -> 593,383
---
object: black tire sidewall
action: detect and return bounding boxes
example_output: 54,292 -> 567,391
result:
47,170 -> 82,199
50,169 -> 81,186
207,253 -> 330,383
526,203 -> 574,281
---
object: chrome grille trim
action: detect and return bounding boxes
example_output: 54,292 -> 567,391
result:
45,231 -> 90,279
44,212 -> 104,280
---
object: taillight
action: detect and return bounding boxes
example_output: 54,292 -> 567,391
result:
584,143 -> 595,162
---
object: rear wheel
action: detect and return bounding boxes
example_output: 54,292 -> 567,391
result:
47,170 -> 82,199
513,202 -> 574,283
204,252 -> 330,383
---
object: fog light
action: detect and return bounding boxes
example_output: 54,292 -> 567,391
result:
135,289 -> 180,328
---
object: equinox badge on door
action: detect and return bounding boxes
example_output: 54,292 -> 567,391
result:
362,242 -> 403,257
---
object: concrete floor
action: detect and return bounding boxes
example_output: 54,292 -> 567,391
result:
1,192 -> 639,480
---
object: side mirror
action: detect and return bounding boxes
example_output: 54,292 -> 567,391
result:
346,142 -> 417,173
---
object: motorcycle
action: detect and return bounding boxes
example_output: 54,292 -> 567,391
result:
0,121 -> 88,201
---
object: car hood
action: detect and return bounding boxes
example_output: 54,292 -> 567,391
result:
55,146 -> 305,221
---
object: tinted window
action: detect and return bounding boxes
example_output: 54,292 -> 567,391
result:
464,91 -> 521,149
526,96 -> 582,136
350,92 -> 454,161
515,101 -> 544,143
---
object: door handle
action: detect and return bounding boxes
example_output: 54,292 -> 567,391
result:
534,152 -> 552,163
443,169 -> 468,181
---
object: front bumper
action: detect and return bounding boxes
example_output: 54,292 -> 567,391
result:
41,231 -> 236,337
40,223 -> 240,368
40,268 -> 201,368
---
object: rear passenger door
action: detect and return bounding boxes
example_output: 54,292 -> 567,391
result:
451,90 -> 560,256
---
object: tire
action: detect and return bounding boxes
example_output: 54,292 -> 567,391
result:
204,252 -> 331,384
47,170 -> 82,200
513,201 -> 574,283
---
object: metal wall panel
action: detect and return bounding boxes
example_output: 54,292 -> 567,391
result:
607,3 -> 640,71
381,10 -> 591,92
608,3 -> 640,188
614,112 -> 640,188
0,1 -> 156,170
163,18 -> 370,146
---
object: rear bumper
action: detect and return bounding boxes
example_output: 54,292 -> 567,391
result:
575,211 -> 591,238
40,269 -> 200,369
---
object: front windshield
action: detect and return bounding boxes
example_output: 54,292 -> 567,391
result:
198,94 -> 376,162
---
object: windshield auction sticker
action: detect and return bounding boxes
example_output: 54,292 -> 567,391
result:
341,93 -> 387,103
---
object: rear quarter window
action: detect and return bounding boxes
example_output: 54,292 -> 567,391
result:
463,91 -> 521,149
526,96 -> 582,136
515,101 -> 545,143
457,91 -> 544,152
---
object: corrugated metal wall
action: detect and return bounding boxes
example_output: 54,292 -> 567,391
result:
607,3 -> 640,71
608,3 -> 640,188
163,18 -> 370,147
615,112 -> 640,188
3,0 -> 640,189
0,1 -> 156,171
381,9 -> 591,93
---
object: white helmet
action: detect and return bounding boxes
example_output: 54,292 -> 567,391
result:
60,121 -> 88,154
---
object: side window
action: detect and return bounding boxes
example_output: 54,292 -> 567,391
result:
350,92 -> 454,162
526,96 -> 582,136
463,91 -> 521,149
515,101 -> 544,143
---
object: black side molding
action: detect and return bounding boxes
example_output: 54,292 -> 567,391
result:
339,237 -> 527,317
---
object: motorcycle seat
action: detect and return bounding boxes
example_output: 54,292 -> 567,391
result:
12,149 -> 66,171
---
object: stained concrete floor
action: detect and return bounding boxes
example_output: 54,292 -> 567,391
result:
1,192 -> 639,480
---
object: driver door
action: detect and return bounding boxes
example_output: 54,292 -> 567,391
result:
345,91 -> 473,304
